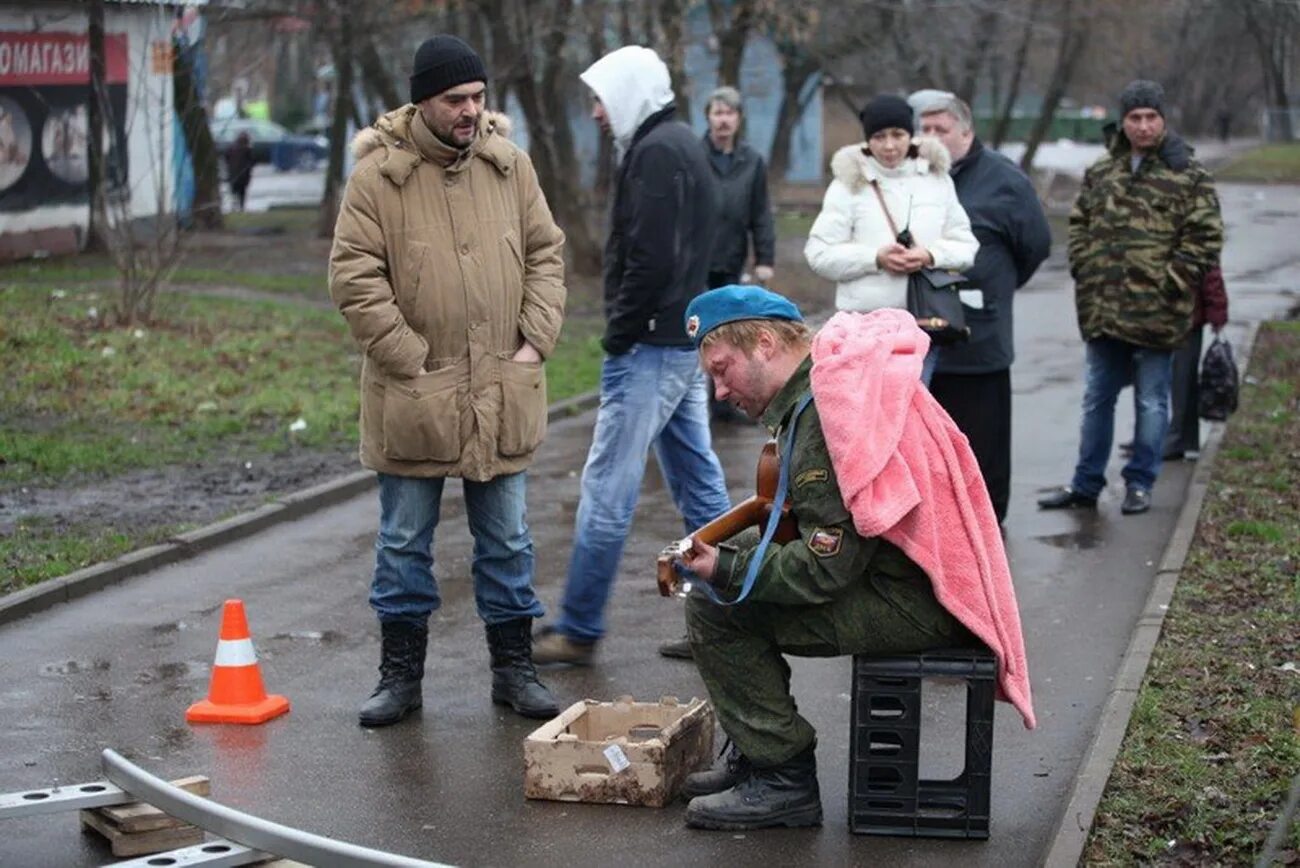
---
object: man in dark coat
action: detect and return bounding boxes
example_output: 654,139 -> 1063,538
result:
699,85 -> 777,425
533,45 -> 731,664
917,95 -> 1051,524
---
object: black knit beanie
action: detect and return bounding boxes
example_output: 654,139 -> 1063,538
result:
1119,79 -> 1165,118
409,35 -> 487,104
859,94 -> 914,139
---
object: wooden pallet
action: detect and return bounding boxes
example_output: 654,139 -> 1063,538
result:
79,775 -> 209,857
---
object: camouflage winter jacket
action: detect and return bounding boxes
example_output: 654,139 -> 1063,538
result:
1067,129 -> 1223,350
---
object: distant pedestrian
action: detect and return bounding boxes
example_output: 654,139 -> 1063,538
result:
329,34 -> 567,727
804,94 -> 978,385
916,94 -> 1051,524
1038,80 -> 1223,516
699,85 -> 776,425
1165,265 -> 1228,459
224,132 -> 254,211
531,45 -> 731,666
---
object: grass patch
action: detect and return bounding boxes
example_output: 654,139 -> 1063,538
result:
775,208 -> 816,240
0,518 -> 183,593
0,281 -> 603,488
1217,143 -> 1300,183
0,257 -> 325,298
1085,320 -> 1300,864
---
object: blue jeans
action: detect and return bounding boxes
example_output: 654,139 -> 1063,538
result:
557,344 -> 732,642
370,471 -> 543,627
921,346 -> 939,386
1070,337 -> 1173,497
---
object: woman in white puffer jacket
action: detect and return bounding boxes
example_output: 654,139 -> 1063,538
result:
805,94 -> 978,381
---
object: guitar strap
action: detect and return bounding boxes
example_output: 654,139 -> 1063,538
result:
698,392 -> 814,607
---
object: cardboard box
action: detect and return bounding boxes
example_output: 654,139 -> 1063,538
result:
524,695 -> 714,807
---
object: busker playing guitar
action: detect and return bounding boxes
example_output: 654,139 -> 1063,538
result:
667,285 -> 1034,832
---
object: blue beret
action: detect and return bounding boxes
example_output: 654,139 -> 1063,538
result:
684,285 -> 804,348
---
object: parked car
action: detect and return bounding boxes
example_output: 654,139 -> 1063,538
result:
210,117 -> 327,172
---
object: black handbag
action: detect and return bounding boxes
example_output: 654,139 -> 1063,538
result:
870,181 -> 971,345
1198,335 -> 1239,420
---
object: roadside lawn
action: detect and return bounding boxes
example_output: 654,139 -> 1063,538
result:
0,254 -> 604,593
1085,321 -> 1300,864
1217,143 -> 1300,184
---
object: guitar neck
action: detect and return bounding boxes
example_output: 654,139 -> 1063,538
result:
692,496 -> 768,546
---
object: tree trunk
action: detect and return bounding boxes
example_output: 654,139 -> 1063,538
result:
86,0 -> 107,251
173,44 -> 224,230
990,0 -> 1044,148
658,0 -> 691,120
584,0 -> 614,205
1019,6 -> 1090,172
1242,0 -> 1294,140
707,0 -> 756,87
318,8 -> 354,239
955,6 -> 1001,105
357,38 -> 401,113
768,45 -> 819,183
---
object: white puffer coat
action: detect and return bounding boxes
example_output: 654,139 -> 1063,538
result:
804,137 -> 978,313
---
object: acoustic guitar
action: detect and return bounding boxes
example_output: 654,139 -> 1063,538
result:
656,439 -> 799,597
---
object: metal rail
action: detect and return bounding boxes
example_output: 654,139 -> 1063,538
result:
100,749 -> 452,868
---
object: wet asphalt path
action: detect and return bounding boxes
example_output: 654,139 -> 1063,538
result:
1,183 -> 1296,867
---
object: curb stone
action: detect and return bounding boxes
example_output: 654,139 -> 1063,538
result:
0,389 -> 602,628
1042,321 -> 1261,866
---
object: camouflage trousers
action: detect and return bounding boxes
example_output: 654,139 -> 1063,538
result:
685,569 -> 970,768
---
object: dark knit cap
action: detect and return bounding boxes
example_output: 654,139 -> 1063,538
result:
1119,79 -> 1165,118
859,94 -> 914,139
409,35 -> 487,104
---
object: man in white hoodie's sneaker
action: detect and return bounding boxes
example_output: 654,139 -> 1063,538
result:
533,46 -> 731,664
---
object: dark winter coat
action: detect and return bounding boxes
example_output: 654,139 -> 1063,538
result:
601,107 -> 719,355
1067,128 -> 1223,350
703,135 -> 775,278
935,138 -> 1052,375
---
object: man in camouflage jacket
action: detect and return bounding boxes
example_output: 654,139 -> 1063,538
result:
1039,79 -> 1223,516
670,286 -> 971,831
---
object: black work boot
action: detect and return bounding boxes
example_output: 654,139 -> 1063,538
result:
358,620 -> 427,727
685,742 -> 822,830
486,618 -> 560,719
682,740 -> 752,799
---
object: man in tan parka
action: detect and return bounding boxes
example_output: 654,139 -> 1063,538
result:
329,35 -> 566,727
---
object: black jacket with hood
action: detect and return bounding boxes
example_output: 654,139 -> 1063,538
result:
582,49 -> 719,355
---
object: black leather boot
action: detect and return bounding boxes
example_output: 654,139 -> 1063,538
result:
486,618 -> 560,719
358,620 -> 427,727
682,740 -> 752,799
685,742 -> 822,830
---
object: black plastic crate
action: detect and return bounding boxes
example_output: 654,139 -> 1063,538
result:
849,647 -> 996,839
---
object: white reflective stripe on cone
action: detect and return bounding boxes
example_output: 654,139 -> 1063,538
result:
213,638 -> 258,667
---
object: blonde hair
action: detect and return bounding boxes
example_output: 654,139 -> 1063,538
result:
700,318 -> 811,353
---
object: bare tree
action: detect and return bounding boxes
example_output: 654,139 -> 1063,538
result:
990,0 -> 1046,148
317,0 -> 355,238
1019,0 -> 1092,171
657,0 -> 694,120
86,0 -> 108,251
707,0 -> 763,87
173,41 -> 223,230
1240,0 -> 1297,140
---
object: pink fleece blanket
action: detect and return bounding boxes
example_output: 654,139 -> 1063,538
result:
810,309 -> 1035,729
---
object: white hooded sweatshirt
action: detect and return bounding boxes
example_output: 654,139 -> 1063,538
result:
579,46 -> 674,159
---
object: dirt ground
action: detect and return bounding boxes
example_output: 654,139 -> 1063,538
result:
3,215 -> 832,553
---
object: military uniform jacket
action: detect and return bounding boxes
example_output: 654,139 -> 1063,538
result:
713,358 -> 935,615
1067,130 -> 1223,351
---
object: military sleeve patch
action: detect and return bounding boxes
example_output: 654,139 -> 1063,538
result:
806,527 -> 843,557
794,468 -> 829,488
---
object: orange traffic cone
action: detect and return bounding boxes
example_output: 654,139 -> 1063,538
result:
186,599 -> 290,725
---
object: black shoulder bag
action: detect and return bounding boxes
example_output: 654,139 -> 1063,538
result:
870,181 -> 971,345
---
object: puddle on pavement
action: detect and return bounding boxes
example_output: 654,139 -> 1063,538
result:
39,659 -> 111,677
1034,530 -> 1106,551
269,630 -> 344,644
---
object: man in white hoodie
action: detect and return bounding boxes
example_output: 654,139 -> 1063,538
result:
533,46 -> 731,664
